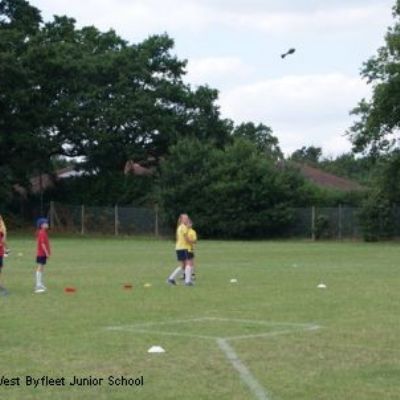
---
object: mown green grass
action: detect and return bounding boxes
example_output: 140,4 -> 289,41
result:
1,236 -> 399,399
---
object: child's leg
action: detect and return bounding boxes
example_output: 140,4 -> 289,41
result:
0,260 -> 7,293
35,264 -> 45,289
168,261 -> 184,284
184,260 -> 193,285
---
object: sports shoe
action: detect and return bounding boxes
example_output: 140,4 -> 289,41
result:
167,279 -> 176,286
184,282 -> 194,286
34,287 -> 46,293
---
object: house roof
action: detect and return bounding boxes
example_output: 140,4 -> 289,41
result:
124,160 -> 154,176
294,163 -> 364,192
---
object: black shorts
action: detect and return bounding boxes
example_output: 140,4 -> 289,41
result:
36,256 -> 47,265
0,256 -> 3,268
176,250 -> 189,261
188,252 -> 195,260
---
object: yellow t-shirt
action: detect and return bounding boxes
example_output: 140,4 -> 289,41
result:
187,228 -> 197,252
175,224 -> 190,250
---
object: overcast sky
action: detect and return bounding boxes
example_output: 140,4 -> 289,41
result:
29,0 -> 395,156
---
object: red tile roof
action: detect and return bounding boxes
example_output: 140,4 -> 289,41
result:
295,163 -> 364,192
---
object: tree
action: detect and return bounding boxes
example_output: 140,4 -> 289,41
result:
232,122 -> 282,160
158,137 -> 311,238
0,0 -> 234,208
349,0 -> 400,155
290,146 -> 322,164
0,0 -> 46,186
348,1 -> 400,240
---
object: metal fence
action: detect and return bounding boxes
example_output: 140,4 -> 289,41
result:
45,202 -> 400,239
49,202 -> 171,236
288,206 -> 363,239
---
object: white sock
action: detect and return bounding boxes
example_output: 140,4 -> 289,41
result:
169,267 -> 182,281
185,266 -> 193,284
36,271 -> 43,287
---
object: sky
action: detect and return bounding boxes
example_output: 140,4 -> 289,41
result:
29,0 -> 395,156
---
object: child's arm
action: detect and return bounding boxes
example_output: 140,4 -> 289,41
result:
41,242 -> 50,257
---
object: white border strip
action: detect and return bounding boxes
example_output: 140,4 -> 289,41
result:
217,338 -> 270,400
104,318 -> 321,400
106,326 -> 214,340
229,324 -> 320,341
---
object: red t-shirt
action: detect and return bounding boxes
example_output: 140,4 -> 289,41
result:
0,232 -> 4,257
36,229 -> 51,257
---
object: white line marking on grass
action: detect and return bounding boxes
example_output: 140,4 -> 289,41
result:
217,338 -> 270,400
104,317 -> 321,400
106,317 -> 212,331
206,317 -> 316,328
228,324 -> 320,341
106,327 -> 214,340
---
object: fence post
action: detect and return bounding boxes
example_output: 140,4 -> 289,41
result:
338,204 -> 343,240
311,206 -> 316,241
81,205 -> 85,235
114,204 -> 119,236
155,204 -> 159,237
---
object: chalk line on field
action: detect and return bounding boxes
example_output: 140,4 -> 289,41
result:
104,317 -> 320,400
217,338 -> 270,400
105,317 -> 212,330
105,317 -> 319,334
106,326 -> 214,340
205,317 -> 311,326
228,324 -> 320,341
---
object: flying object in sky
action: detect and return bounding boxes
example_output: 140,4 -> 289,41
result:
281,48 -> 296,59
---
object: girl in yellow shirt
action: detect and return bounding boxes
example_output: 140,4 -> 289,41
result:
167,214 -> 193,286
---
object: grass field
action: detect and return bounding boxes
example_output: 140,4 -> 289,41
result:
1,236 -> 400,400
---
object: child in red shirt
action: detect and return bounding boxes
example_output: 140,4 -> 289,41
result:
35,218 -> 51,294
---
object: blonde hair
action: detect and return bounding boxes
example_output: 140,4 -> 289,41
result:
0,215 -> 6,239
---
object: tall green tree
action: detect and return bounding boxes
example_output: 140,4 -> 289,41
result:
232,122 -> 282,160
0,0 -> 234,205
349,0 -> 400,155
290,146 -> 322,164
0,0 -> 45,186
158,137 -> 311,238
348,1 -> 400,240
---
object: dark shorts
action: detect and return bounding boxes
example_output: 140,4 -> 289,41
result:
176,249 -> 189,261
0,256 -> 3,268
36,256 -> 47,265
188,252 -> 195,260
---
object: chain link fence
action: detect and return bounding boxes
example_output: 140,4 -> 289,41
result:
46,202 -> 400,239
289,206 -> 362,239
49,202 -> 172,236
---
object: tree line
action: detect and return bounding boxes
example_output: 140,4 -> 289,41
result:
2,0 -> 400,239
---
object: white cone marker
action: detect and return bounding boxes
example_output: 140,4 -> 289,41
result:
148,346 -> 165,353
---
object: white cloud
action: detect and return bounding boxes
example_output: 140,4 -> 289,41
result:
222,4 -> 390,35
31,1 -> 391,38
185,57 -> 254,86
219,73 -> 370,155
32,0 -> 215,38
